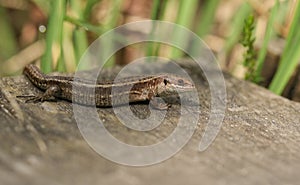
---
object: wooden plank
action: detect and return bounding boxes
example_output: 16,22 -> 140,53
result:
0,60 -> 299,185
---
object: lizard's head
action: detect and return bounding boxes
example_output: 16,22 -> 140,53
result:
157,75 -> 195,96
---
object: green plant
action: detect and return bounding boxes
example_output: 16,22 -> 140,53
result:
223,2 -> 252,58
255,0 -> 279,82
196,0 -> 220,37
170,0 -> 199,58
269,0 -> 300,94
240,14 -> 258,82
41,0 -> 66,73
40,0 -> 123,72
0,6 -> 18,62
145,0 -> 168,57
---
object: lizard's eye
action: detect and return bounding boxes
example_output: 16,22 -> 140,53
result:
177,79 -> 184,86
163,79 -> 169,85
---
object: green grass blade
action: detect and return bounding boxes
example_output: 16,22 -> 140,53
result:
83,0 -> 101,21
196,0 -> 220,37
41,0 -> 66,73
146,0 -> 168,57
60,22 -> 76,72
70,0 -> 88,66
255,0 -> 279,80
0,7 -> 18,62
150,0 -> 161,20
269,0 -> 300,94
170,0 -> 198,58
223,2 -> 252,54
64,16 -> 104,35
102,0 -> 123,67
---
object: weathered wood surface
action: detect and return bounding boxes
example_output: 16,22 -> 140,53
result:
0,60 -> 299,185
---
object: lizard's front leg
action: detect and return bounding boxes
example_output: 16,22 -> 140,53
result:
18,85 -> 61,103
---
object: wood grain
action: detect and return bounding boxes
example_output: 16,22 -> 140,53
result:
0,59 -> 299,185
